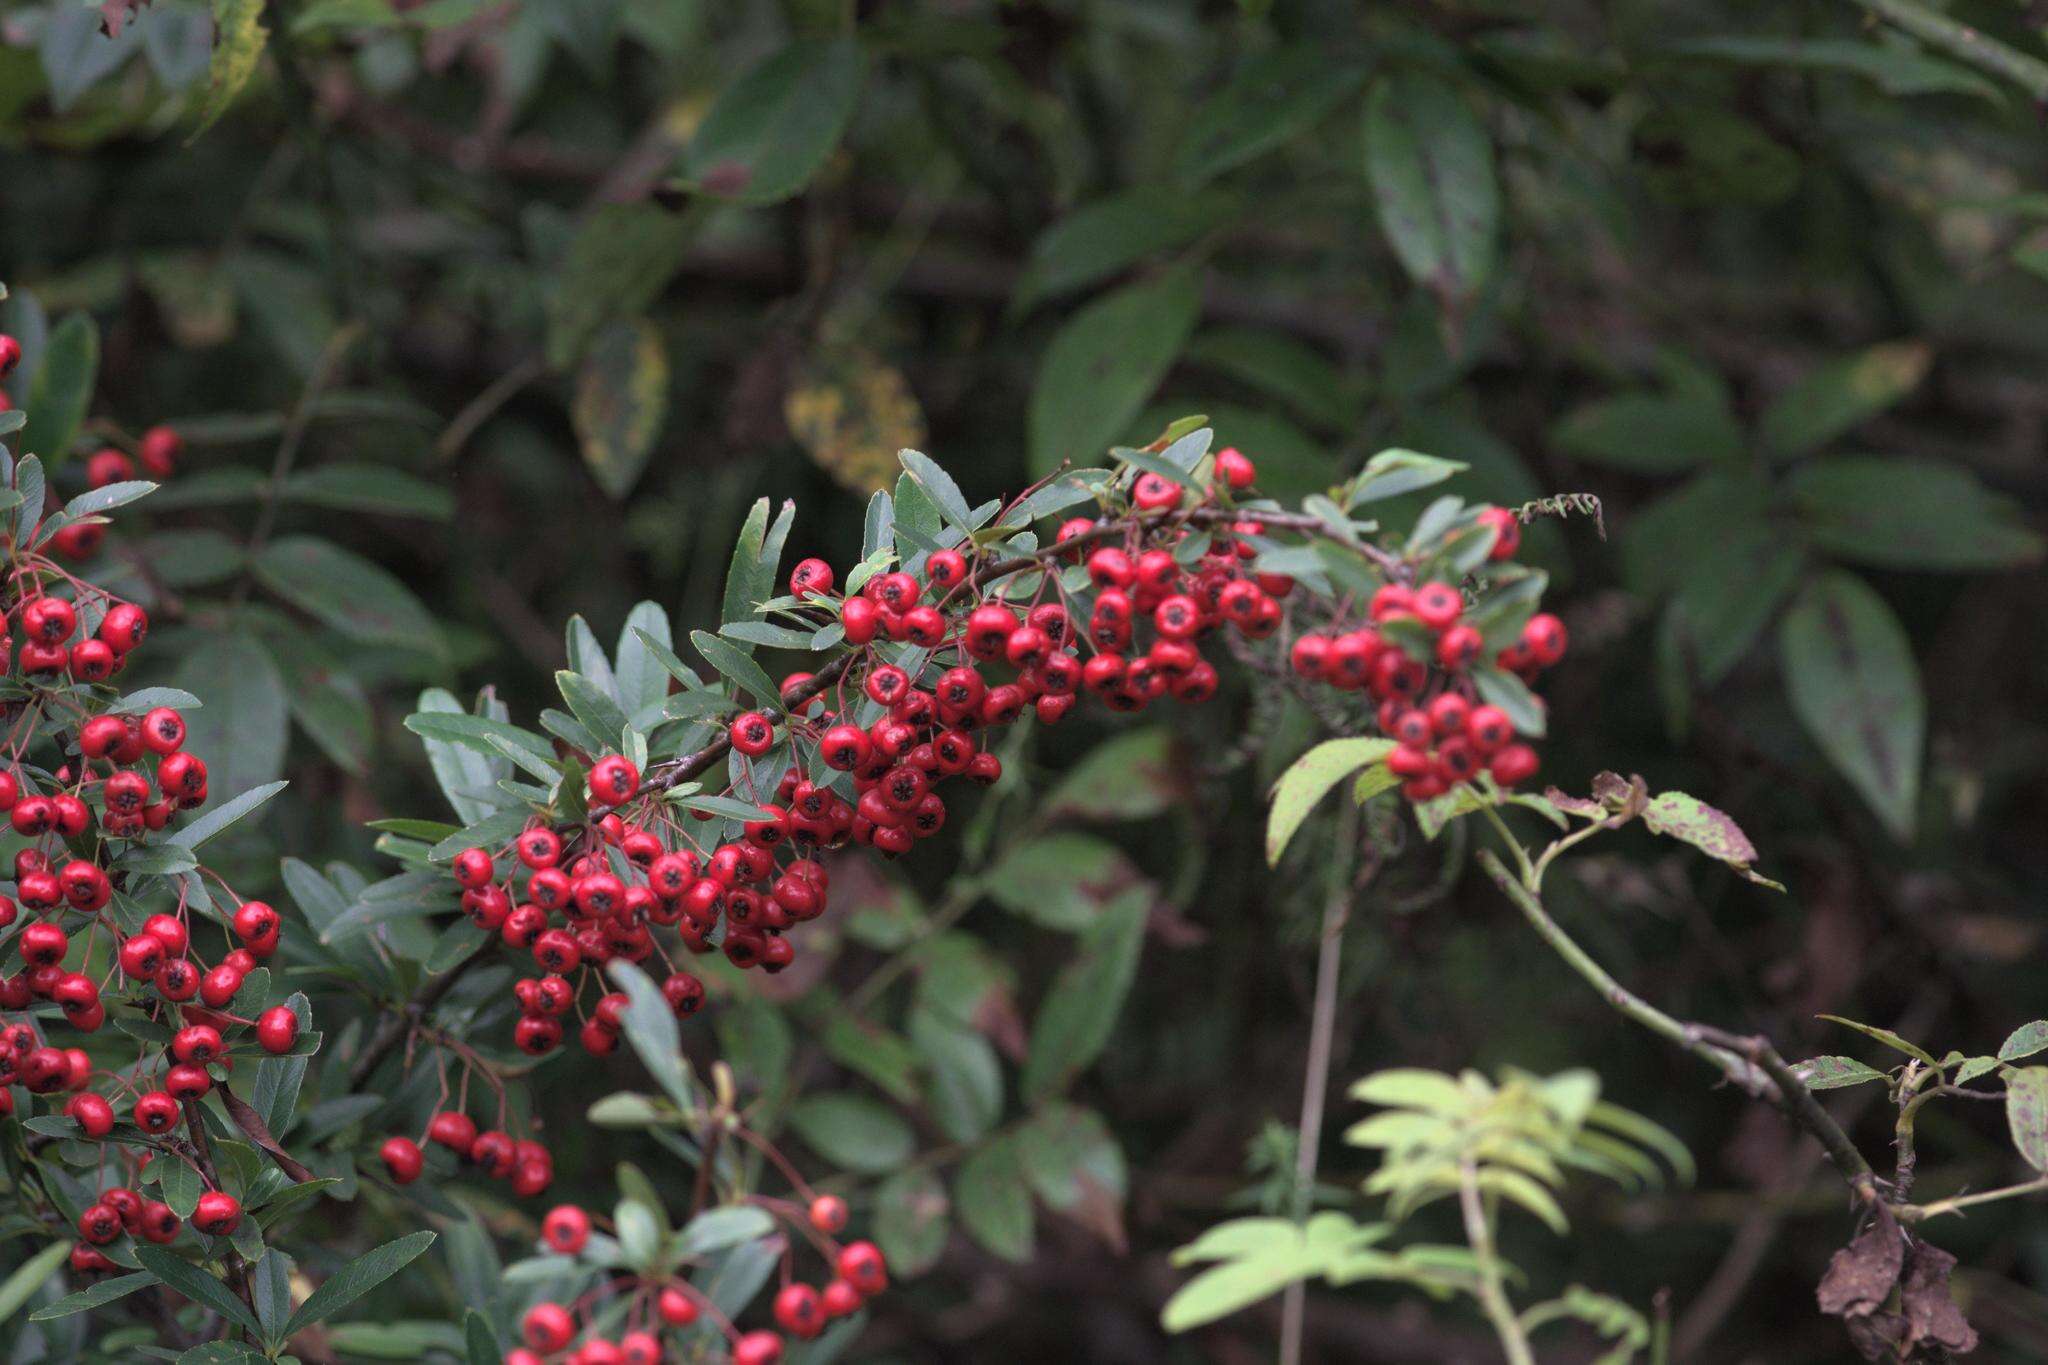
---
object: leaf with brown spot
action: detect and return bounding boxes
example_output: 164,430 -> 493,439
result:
1899,1242 -> 1978,1356
1642,790 -> 1782,888
1816,1215 -> 1903,1321
2005,1066 -> 2048,1171
784,347 -> 927,496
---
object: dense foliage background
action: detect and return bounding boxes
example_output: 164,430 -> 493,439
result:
3,0 -> 2047,1359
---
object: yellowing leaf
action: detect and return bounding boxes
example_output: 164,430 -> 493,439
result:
192,0 -> 268,141
573,318 -> 669,500
784,347 -> 927,495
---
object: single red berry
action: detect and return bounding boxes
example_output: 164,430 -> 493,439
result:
620,1331 -> 662,1365
730,711 -> 776,757
1436,624 -> 1483,670
140,1200 -> 181,1243
522,1302 -> 575,1354
1413,582 -> 1463,630
65,1092 -> 115,1137
542,1203 -> 591,1254
774,1283 -> 824,1339
1476,505 -> 1522,560
78,1202 -> 123,1245
840,595 -> 879,644
656,1286 -> 698,1326
1466,705 -> 1513,754
427,1110 -> 478,1154
1214,446 -> 1256,490
808,1194 -> 848,1234
1490,743 -> 1540,788
138,425 -> 182,477
101,603 -> 149,654
255,1005 -> 300,1055
199,963 -> 244,1008
1132,471 -> 1182,510
452,846 -> 494,888
193,1191 -> 241,1236
0,334 -> 19,377
821,1279 -> 863,1318
134,1090 -> 180,1134
925,547 -> 967,588
588,755 -> 640,807
732,1331 -> 785,1365
789,557 -> 835,597
171,1024 -> 223,1064
380,1136 -> 424,1184
838,1240 -> 888,1296
1521,613 -> 1568,668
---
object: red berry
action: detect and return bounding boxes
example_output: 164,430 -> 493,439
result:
789,558 -> 834,597
1413,582 -> 1463,630
1490,743 -> 1540,788
101,603 -> 149,653
138,425 -> 182,477
193,1191 -> 241,1236
774,1283 -> 824,1339
838,1240 -> 888,1296
656,1286 -> 698,1326
171,1024 -> 222,1064
808,1194 -> 848,1234
134,1090 -> 180,1133
1521,613 -> 1568,668
65,1092 -> 114,1137
925,547 -> 968,588
588,755 -> 640,807
1214,446 -> 1256,489
1476,506 -> 1522,560
732,1331 -> 784,1365
0,334 -> 18,377
1466,705 -> 1513,754
255,1005 -> 300,1055
522,1302 -> 575,1354
730,711 -> 776,756
453,846 -> 494,888
78,1202 -> 123,1245
380,1136 -> 424,1183
428,1110 -> 478,1154
821,1278 -> 863,1318
140,1200 -> 181,1243
543,1203 -> 591,1254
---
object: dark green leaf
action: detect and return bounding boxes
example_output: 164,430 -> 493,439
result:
681,38 -> 867,205
1028,267 -> 1202,478
1364,73 -> 1499,300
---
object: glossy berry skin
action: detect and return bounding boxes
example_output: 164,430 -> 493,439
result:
732,1332 -> 784,1365
427,1110 -> 478,1154
102,604 -> 150,654
193,1191 -> 241,1236
821,1279 -> 863,1318
588,754 -> 640,807
171,1024 -> 222,1064
1477,505 -> 1522,560
522,1302 -> 575,1353
656,1286 -> 698,1326
256,1006 -> 300,1055
140,1201 -> 181,1243
730,711 -> 775,756
0,334 -> 18,377
774,1283 -> 825,1339
925,547 -> 968,588
619,1331 -> 662,1365
65,1092 -> 114,1137
808,1193 -> 849,1234
838,1240 -> 888,1296
789,558 -> 834,597
138,425 -> 182,477
133,1090 -> 180,1134
78,1203 -> 123,1245
542,1203 -> 591,1254
453,846 -> 494,888
1215,446 -> 1256,490
380,1136 -> 424,1183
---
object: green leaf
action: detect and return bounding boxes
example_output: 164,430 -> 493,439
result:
134,1246 -> 262,1338
63,479 -> 157,520
280,463 -> 454,519
1347,448 -> 1467,506
253,535 -> 441,652
1790,1056 -> 1889,1091
985,833 -> 1148,932
720,497 -> 775,630
1042,729 -> 1179,821
897,450 -> 972,535
283,1231 -> 436,1335
1013,189 -> 1237,314
1021,891 -> 1148,1104
910,1009 -> 1001,1144
1364,72 -> 1499,301
20,313 -> 96,467
573,318 -> 670,500
691,629 -> 781,706
2006,1067 -> 2048,1172
613,601 -> 673,717
787,1094 -> 915,1175
1267,738 -> 1395,866
607,960 -> 697,1111
1785,457 -> 2044,570
2002,1023 -> 2048,1063
1667,35 -> 2001,99
192,0 -> 268,138
168,780 -> 289,851
1471,666 -> 1546,741
547,204 -> 692,368
954,1139 -> 1035,1263
413,688 -> 504,825
1028,267 -> 1202,477
27,1270 -> 154,1321
674,1206 -> 774,1257
681,37 -> 867,205
1640,791 -> 1780,888
174,631 -> 288,799
1176,47 -> 1365,184
556,670 -> 630,748
252,1248 -> 292,1344
1017,1102 -> 1128,1246
1779,572 -> 1924,840
1817,1015 -> 1939,1067
873,1167 -> 949,1277
1548,391 -> 1742,474
1759,341 -> 1930,458
0,1239 -> 73,1326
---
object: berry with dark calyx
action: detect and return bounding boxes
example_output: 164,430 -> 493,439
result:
134,1090 -> 180,1133
140,1201 -> 181,1243
1466,705 -> 1513,754
118,931 -> 165,979
808,1194 -> 849,1234
0,334 -> 18,377
470,1129 -> 518,1178
193,1191 -> 241,1236
620,1331 -> 662,1365
199,963 -> 244,1008
838,1240 -> 888,1295
588,754 -> 640,807
1490,743 -> 1541,788
452,846 -> 494,888
522,1302 -> 575,1354
775,1283 -> 825,1340
101,603 -> 149,653
380,1136 -> 424,1183
789,558 -> 834,597
171,1024 -> 223,1064
1436,624 -> 1483,670
256,1005 -> 300,1054
78,1202 -> 123,1245
543,1203 -> 591,1254
1412,581 -> 1463,630
840,595 -> 879,644
925,547 -> 968,588
1521,612 -> 1568,668
730,711 -> 776,756
165,1063 -> 211,1099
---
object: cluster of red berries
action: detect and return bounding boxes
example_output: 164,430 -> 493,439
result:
1286,505 -> 1559,800
377,1108 -> 556,1198
510,1194 -> 888,1365
0,327 -> 182,561
69,1179 -> 240,1275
